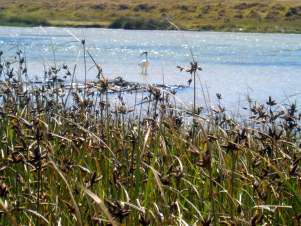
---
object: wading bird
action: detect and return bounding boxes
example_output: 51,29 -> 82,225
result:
138,51 -> 150,75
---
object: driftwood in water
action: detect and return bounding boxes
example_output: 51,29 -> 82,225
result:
106,76 -> 189,94
19,76 -> 190,94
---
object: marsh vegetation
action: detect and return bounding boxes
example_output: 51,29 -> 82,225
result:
0,41 -> 300,225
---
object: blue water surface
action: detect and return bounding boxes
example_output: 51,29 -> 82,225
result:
0,26 -> 300,112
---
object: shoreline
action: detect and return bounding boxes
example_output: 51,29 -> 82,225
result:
0,21 -> 301,35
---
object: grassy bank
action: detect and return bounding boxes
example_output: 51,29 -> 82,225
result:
0,0 -> 301,32
0,48 -> 300,225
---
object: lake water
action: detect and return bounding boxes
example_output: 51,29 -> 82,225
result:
0,26 -> 301,112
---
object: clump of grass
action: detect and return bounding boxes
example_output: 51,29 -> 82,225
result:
0,15 -> 49,26
0,49 -> 300,226
133,4 -> 156,12
109,17 -> 171,30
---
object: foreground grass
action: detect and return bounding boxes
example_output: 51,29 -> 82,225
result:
0,50 -> 300,225
0,0 -> 301,32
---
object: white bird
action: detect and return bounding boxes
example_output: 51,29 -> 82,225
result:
138,51 -> 150,75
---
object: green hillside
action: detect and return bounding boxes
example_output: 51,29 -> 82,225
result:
0,0 -> 300,32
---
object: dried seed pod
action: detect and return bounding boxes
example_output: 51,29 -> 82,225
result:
0,182 -> 9,197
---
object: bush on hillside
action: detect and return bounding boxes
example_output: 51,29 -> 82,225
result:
109,16 -> 170,30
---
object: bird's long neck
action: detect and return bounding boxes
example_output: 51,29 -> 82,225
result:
145,53 -> 148,61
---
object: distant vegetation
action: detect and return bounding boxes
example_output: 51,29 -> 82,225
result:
109,17 -> 170,30
0,15 -> 49,26
0,0 -> 301,32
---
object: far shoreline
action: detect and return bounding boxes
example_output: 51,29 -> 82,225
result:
0,21 -> 301,35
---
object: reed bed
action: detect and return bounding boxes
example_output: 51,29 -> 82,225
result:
0,49 -> 300,226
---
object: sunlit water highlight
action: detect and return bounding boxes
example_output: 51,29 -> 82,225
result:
0,26 -> 301,112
